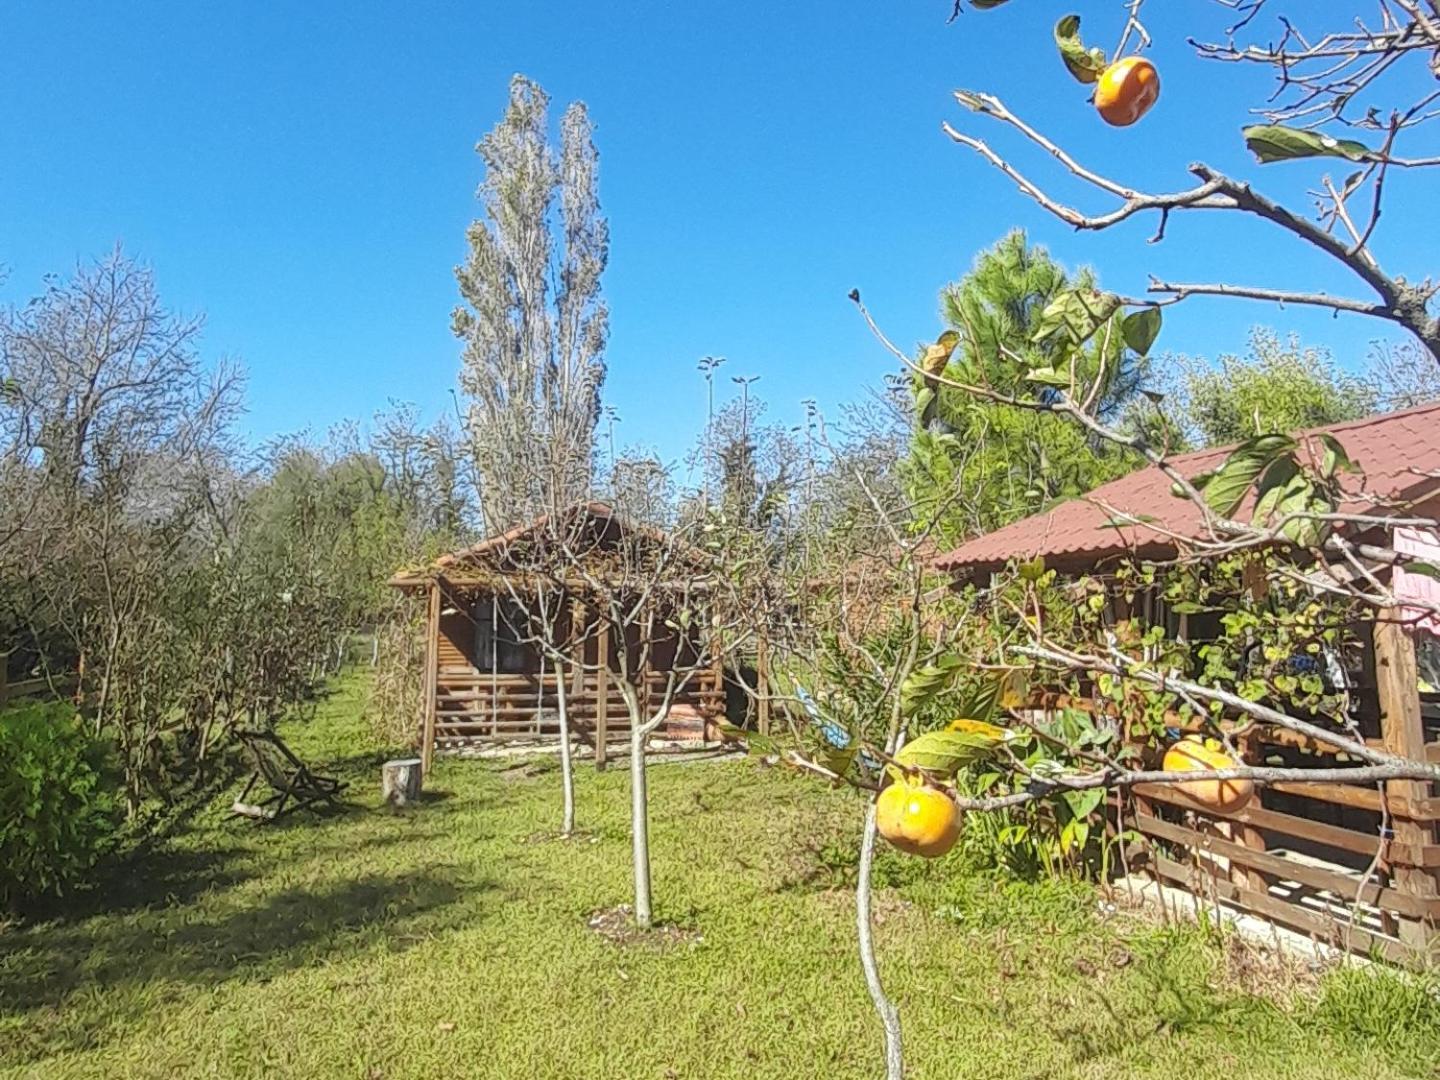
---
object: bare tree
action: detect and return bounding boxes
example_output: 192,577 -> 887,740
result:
453,74 -> 609,531
480,492 -> 758,929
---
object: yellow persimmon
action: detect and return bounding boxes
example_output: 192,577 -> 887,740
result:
875,777 -> 962,858
1161,735 -> 1254,814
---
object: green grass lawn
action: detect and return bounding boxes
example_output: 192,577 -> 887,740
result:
2,673 -> 1437,1079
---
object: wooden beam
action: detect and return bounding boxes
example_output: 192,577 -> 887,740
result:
595,616 -> 609,771
1375,613 -> 1439,951
421,580 -> 440,774
756,633 -> 770,736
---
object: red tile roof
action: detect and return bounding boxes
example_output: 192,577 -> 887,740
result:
933,401 -> 1440,580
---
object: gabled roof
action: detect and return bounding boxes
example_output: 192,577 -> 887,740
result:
933,401 -> 1440,581
388,502 -> 705,591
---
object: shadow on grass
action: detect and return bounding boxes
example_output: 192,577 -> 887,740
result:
0,870 -> 482,1065
1013,938 -> 1259,1080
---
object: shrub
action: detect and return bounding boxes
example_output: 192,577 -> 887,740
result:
0,699 -> 119,910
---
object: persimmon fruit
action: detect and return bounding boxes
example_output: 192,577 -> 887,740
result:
875,777 -> 961,858
1161,735 -> 1254,814
1094,56 -> 1160,127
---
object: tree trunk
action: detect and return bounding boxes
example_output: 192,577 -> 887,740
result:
630,711 -> 653,929
858,802 -> 905,1080
382,758 -> 424,807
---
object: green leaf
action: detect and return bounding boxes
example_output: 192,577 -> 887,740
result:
969,0 -> 1012,7
899,655 -> 965,714
721,723 -> 779,757
1169,600 -> 1218,614
1054,15 -> 1108,85
1404,561 -> 1440,582
1252,454 -> 1303,523
1025,367 -> 1072,388
819,746 -> 858,779
1194,434 -> 1297,518
1313,432 -> 1358,478
1102,513 -> 1157,528
952,677 -> 1004,724
1242,124 -> 1372,164
1121,307 -> 1162,356
1061,787 -> 1104,819
914,385 -> 936,419
1016,556 -> 1047,582
894,727 -> 1007,776
1031,288 -> 1121,349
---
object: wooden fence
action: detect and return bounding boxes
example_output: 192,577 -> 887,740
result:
0,667 -> 78,708
1114,619 -> 1439,964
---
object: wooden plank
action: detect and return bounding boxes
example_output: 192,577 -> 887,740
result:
1265,780 -> 1436,821
430,672 -> 562,688
1375,615 -> 1439,950
1149,855 -> 1417,965
1133,782 -> 1440,868
1134,812 -> 1440,920
421,581 -> 440,774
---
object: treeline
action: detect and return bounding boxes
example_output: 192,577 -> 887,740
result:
0,250 -> 471,818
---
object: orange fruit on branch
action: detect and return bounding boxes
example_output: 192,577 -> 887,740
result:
1094,56 -> 1160,127
875,776 -> 961,858
1161,735 -> 1254,814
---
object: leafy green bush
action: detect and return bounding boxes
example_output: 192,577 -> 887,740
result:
0,699 -> 119,910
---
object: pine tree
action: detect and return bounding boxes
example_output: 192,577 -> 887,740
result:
905,230 -> 1147,541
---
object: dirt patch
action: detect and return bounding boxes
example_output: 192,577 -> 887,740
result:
1217,929 -> 1333,1000
497,760 -> 557,782
585,904 -> 703,950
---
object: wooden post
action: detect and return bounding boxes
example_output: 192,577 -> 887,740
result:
1233,729 -> 1270,893
595,616 -> 609,771
708,611 -> 725,740
420,580 -> 440,774
570,601 -> 585,697
756,633 -> 770,736
1375,613 -> 1438,952
1232,567 -> 1270,893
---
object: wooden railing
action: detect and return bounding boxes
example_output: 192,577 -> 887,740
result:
0,668 -> 78,708
429,666 -> 726,758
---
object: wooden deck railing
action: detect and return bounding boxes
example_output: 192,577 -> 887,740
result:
0,668 -> 78,708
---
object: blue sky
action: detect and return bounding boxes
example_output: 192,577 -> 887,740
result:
2,1 -> 1432,467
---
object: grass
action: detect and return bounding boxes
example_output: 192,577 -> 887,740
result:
2,672 -> 1437,1080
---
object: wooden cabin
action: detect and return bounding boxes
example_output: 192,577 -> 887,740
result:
935,404 -> 1440,963
389,503 -> 726,770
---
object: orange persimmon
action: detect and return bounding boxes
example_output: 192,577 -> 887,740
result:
1095,56 -> 1160,127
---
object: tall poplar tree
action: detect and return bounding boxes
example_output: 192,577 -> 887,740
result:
453,75 -> 609,531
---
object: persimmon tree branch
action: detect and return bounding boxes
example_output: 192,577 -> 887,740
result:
943,91 -> 1440,362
